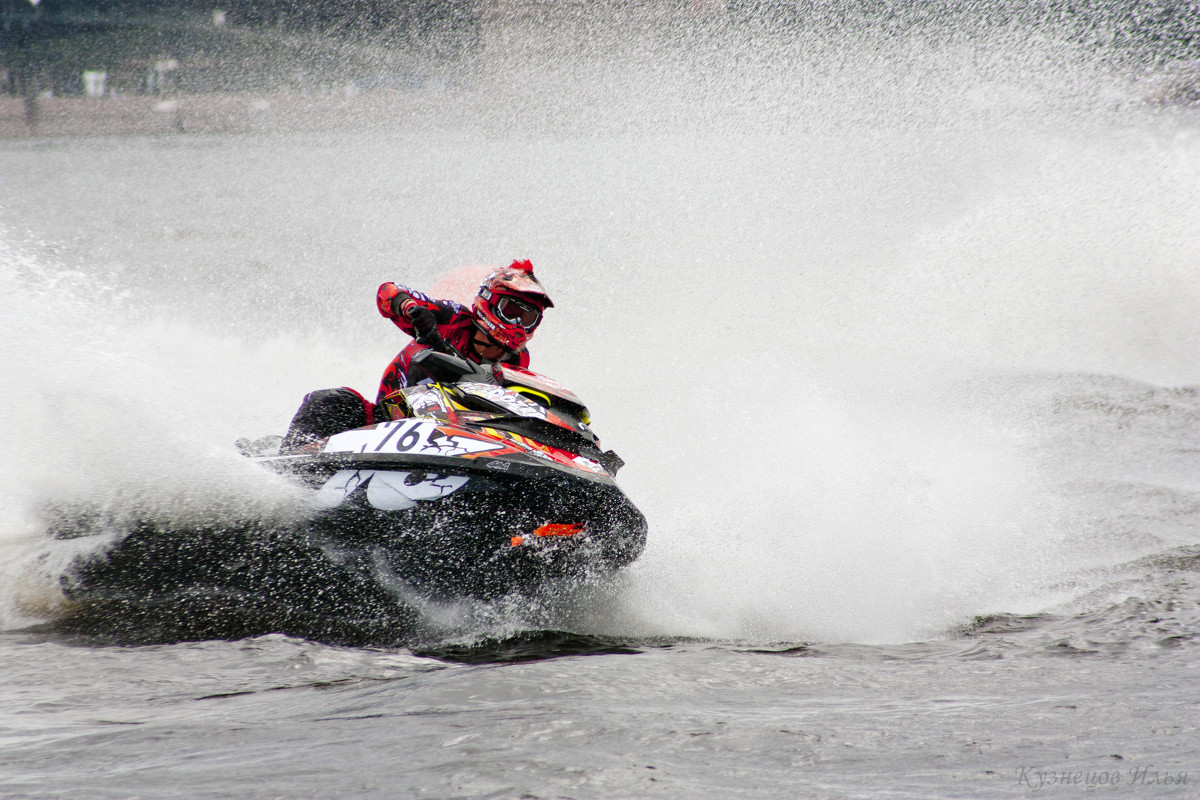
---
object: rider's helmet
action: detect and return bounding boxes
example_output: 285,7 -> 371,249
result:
473,259 -> 554,351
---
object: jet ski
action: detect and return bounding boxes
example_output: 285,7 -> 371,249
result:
249,347 -> 647,599
54,346 -> 646,642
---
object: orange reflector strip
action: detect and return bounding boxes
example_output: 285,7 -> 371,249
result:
511,536 -> 524,547
532,523 -> 585,538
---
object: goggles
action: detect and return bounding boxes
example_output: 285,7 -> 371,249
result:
495,296 -> 543,330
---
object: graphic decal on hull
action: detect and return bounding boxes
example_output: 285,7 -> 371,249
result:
488,430 -> 608,475
312,469 -> 470,510
458,382 -> 548,419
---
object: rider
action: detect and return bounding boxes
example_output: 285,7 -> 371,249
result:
278,260 -> 554,451
375,258 -> 554,402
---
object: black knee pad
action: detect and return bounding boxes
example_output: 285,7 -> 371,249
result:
281,388 -> 370,452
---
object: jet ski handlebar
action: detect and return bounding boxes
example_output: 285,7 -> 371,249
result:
407,346 -> 500,386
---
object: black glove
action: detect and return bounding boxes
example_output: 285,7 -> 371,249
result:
408,306 -> 437,341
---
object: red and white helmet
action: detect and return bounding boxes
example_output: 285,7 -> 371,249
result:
473,259 -> 554,351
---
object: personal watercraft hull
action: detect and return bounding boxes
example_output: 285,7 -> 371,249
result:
57,450 -> 645,643
57,361 -> 647,643
258,449 -> 648,599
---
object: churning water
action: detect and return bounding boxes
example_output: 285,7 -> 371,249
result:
1,7 -> 1199,798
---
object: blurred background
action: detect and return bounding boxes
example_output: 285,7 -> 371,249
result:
2,0 -> 1199,132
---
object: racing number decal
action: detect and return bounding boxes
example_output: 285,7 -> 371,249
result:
370,421 -> 403,452
396,424 -> 422,452
371,421 -> 422,453
325,421 -> 502,458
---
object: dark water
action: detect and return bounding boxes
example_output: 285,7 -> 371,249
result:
3,587 -> 1199,799
2,7 -> 1200,798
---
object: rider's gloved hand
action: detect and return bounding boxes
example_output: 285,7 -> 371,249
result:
407,305 -> 437,340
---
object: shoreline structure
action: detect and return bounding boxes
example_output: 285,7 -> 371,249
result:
3,0 -> 1196,138
0,90 -> 492,137
0,1 -> 728,138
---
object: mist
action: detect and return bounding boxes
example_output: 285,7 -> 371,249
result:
2,4 -> 1198,641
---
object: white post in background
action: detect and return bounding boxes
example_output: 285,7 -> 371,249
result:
82,70 -> 107,97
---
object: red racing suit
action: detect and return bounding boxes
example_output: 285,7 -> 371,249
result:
376,282 -> 530,403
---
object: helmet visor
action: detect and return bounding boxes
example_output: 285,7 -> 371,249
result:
495,296 -> 543,330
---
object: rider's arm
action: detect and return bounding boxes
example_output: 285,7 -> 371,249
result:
377,283 -> 467,335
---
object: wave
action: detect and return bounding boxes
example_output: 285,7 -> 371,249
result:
2,8 -> 1198,647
